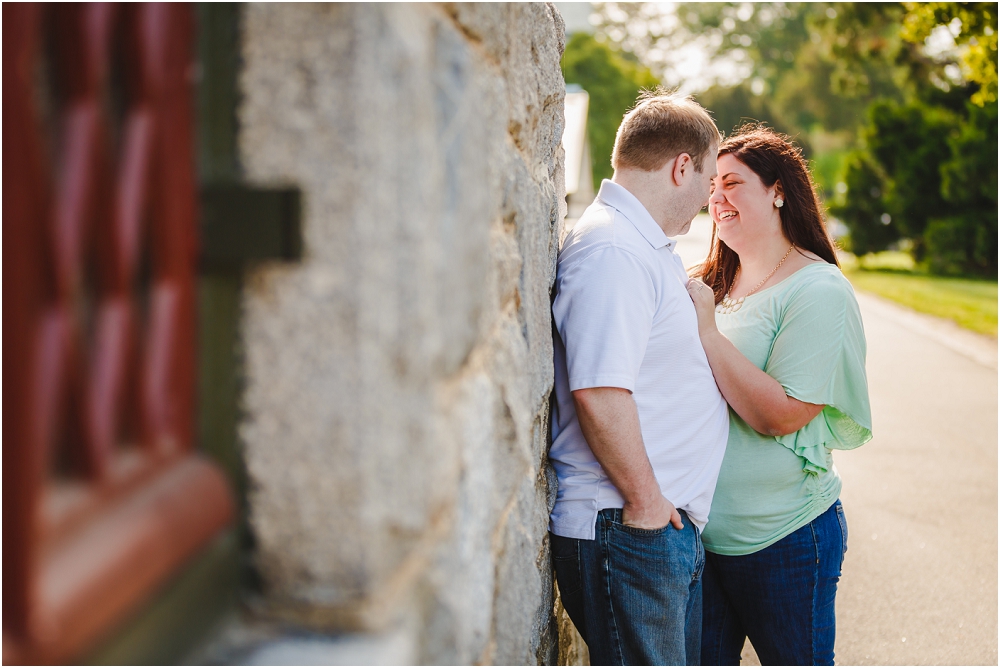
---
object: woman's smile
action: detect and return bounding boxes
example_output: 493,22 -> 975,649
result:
709,153 -> 784,247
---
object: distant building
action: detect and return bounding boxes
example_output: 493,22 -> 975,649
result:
563,84 -> 595,223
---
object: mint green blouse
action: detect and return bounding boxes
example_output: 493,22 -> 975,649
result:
701,262 -> 873,556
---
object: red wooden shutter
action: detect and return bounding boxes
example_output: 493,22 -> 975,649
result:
3,4 -> 234,663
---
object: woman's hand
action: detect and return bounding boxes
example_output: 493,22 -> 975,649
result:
686,278 -> 718,337
685,277 -> 826,436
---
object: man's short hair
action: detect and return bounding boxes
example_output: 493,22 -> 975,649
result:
611,90 -> 721,173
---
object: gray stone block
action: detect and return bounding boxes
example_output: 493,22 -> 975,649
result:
236,2 -> 573,662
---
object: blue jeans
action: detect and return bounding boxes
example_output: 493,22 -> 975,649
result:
701,500 -> 848,666
552,508 -> 705,665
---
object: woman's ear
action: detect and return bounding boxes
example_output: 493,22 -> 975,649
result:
773,180 -> 784,200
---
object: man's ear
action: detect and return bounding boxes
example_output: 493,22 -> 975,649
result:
671,152 -> 692,186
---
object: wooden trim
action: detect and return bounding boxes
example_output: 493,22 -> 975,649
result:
2,5 -> 235,664
8,456 -> 233,664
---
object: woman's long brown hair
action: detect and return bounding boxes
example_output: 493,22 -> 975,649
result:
697,125 -> 839,303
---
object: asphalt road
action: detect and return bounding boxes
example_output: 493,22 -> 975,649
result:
674,215 -> 999,665
832,292 -> 997,665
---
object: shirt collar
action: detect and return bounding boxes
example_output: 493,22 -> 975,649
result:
596,180 -> 675,252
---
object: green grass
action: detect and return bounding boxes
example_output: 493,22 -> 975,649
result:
841,252 -> 998,337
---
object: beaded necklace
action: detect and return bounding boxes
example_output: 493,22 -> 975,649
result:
716,245 -> 795,314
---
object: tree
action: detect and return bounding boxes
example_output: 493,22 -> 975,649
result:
826,4 -> 997,275
591,2 -> 815,93
864,100 -> 956,258
925,101 -> 998,274
901,2 -> 999,106
591,3 -> 911,195
561,32 -> 660,188
828,151 -> 900,255
694,82 -> 782,139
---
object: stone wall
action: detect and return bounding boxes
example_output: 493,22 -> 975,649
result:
236,4 -> 582,663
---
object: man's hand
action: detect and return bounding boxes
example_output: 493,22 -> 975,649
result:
623,494 -> 684,531
573,387 -> 685,532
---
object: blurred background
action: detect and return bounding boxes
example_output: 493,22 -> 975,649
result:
559,1 -> 997,338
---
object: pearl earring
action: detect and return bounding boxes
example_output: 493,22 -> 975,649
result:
774,198 -> 784,208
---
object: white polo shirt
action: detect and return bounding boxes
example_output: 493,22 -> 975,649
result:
549,180 -> 729,540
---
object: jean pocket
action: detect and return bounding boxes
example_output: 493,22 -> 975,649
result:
613,519 -> 673,537
551,536 -> 583,596
835,501 -> 848,556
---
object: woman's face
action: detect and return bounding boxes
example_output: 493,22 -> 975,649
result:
709,153 -> 781,249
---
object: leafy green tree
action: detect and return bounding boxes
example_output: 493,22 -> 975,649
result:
593,3 -> 908,132
561,32 -> 660,188
813,3 -> 922,101
864,100 -> 956,259
838,95 -> 996,275
825,4 -> 997,275
592,2 -> 814,92
694,83 -> 782,139
940,102 -> 998,208
901,2 -> 998,106
592,3 -> 911,195
829,151 -> 900,255
925,101 -> 998,274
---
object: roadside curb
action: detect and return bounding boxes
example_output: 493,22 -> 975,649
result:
854,290 -> 998,371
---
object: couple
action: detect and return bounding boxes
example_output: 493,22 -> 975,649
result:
549,91 -> 872,666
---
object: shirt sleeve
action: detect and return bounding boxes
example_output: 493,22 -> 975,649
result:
764,268 -> 873,474
553,246 -> 655,393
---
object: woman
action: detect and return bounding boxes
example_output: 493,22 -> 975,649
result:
685,125 -> 872,666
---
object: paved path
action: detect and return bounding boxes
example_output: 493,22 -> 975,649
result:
674,216 -> 999,665
833,292 -> 997,665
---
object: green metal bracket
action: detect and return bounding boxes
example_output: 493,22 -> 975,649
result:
196,2 -> 301,272
200,184 -> 302,271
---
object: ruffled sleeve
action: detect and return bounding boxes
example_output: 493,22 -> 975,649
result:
765,267 -> 873,474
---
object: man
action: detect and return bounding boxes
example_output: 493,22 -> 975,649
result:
549,91 -> 729,665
